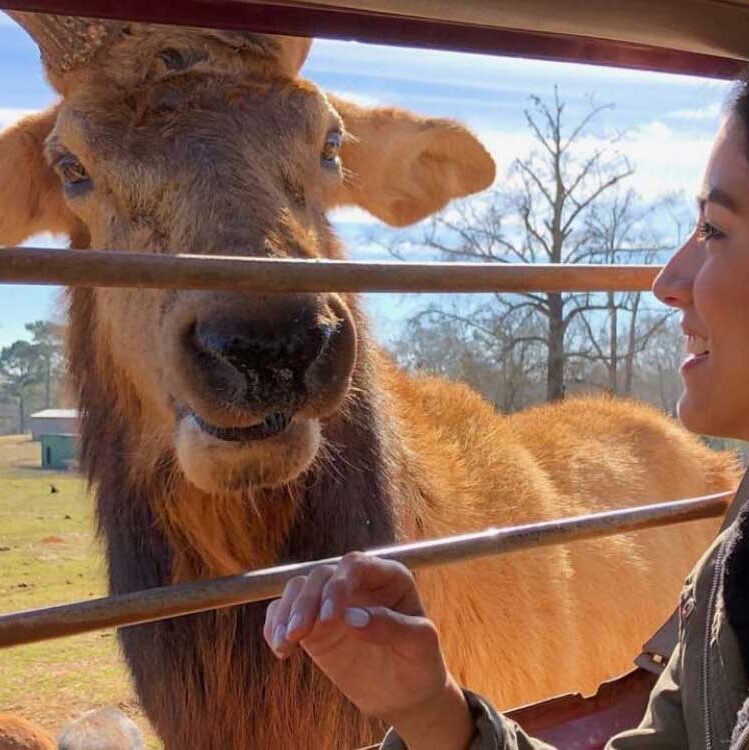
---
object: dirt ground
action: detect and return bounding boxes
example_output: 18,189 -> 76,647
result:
0,434 -> 161,747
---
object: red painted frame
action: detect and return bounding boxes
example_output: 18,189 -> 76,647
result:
0,0 -> 745,78
507,669 -> 657,749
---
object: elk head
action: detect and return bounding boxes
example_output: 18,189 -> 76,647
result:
0,12 -> 495,494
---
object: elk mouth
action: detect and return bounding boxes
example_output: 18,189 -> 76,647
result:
175,404 -> 322,492
181,409 -> 293,443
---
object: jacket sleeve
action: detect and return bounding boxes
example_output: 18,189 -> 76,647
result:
378,690 -> 555,750
378,643 -> 687,750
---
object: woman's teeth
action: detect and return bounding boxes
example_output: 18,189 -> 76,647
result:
686,335 -> 710,356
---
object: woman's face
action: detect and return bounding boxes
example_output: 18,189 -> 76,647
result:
654,113 -> 749,441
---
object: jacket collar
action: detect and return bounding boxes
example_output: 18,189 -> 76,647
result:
724,471 -> 749,674
720,471 -> 749,747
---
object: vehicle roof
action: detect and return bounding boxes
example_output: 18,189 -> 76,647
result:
2,0 -> 748,77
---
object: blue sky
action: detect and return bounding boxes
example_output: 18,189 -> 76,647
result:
0,13 -> 732,349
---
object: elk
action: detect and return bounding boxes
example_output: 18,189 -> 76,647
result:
0,12 -> 738,750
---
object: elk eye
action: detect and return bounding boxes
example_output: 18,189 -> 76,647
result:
56,155 -> 91,195
321,131 -> 342,168
158,47 -> 187,71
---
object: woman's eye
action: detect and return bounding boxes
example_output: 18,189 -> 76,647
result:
697,220 -> 724,242
56,155 -> 90,187
321,131 -> 342,168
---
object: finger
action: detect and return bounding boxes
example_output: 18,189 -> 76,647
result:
268,575 -> 307,657
263,599 -> 281,648
319,553 -> 423,623
341,606 -> 441,660
285,565 -> 336,644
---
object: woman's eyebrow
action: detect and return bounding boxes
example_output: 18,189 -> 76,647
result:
697,186 -> 741,214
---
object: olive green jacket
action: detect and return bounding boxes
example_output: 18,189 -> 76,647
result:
380,522 -> 749,750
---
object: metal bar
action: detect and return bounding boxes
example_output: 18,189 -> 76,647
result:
0,491 -> 732,649
1,248 -> 660,293
0,0 -> 744,78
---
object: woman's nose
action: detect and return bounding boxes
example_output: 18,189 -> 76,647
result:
652,231 -> 700,309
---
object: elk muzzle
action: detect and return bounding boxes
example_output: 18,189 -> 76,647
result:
168,292 -> 357,441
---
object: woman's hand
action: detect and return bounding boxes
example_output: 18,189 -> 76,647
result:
264,552 -> 474,750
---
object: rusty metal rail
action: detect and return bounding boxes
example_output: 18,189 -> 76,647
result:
0,491 -> 732,649
1,248 -> 660,293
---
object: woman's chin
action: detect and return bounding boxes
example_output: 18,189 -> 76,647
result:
677,392 -> 709,434
678,391 -> 734,440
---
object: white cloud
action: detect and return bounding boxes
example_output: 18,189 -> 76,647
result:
469,120 -> 714,201
0,107 -> 37,131
329,90 -> 382,108
666,102 -> 723,121
625,120 -> 714,197
329,206 -> 380,225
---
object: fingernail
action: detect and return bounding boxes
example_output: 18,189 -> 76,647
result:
287,612 -> 303,633
344,608 -> 370,629
273,624 -> 287,649
320,599 -> 335,622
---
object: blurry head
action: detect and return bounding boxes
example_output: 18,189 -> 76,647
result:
58,708 -> 143,750
0,14 -> 495,493
653,77 -> 749,440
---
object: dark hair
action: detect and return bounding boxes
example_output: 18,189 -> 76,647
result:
729,72 -> 749,140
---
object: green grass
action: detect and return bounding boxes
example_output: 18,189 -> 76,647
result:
0,435 -> 161,747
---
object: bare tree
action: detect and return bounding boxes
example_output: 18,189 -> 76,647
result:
571,190 -> 676,395
391,298 -> 546,411
378,89 -> 692,408
0,340 -> 42,431
405,88 -> 635,401
635,316 -> 687,415
24,319 -> 65,408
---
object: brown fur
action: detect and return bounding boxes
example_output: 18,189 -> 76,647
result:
0,108 -> 79,244
0,715 -> 54,750
0,23 -> 739,749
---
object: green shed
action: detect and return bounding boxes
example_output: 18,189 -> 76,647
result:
41,434 -> 79,471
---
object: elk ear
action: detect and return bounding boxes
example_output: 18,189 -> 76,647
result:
328,94 -> 495,227
0,105 -> 78,247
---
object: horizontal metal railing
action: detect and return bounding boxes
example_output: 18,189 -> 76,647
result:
2,248 -> 660,293
0,491 -> 732,649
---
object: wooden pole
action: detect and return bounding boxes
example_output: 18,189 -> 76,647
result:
0,491 -> 731,649
1,248 -> 660,293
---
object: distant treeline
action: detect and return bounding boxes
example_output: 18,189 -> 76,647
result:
0,320 -> 65,434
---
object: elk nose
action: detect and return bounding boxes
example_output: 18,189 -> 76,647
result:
177,294 -> 356,420
194,316 -> 333,383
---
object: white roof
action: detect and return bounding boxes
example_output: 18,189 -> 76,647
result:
30,409 -> 79,419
